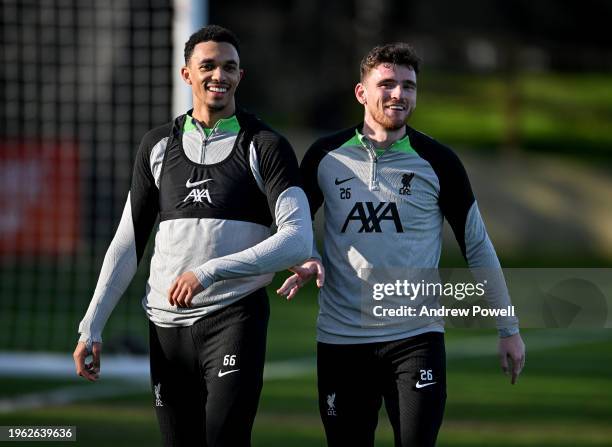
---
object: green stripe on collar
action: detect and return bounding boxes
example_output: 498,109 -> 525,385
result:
340,131 -> 362,148
183,116 -> 197,133
183,114 -> 241,136
351,129 -> 416,156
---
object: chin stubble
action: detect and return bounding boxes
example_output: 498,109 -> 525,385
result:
207,104 -> 226,112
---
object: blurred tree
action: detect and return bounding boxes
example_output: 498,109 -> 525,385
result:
210,0 -> 612,129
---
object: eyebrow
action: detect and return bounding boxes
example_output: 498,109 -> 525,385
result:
197,58 -> 239,66
377,78 -> 417,87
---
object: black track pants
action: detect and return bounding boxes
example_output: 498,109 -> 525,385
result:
149,289 -> 269,447
318,332 -> 446,447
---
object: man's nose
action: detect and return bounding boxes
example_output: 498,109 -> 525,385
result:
211,66 -> 225,81
390,84 -> 404,99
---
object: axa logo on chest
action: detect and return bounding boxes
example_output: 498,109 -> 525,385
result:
341,201 -> 403,233
184,178 -> 213,205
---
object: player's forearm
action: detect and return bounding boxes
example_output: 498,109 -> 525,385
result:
193,187 -> 313,287
78,195 -> 138,347
464,202 -> 519,336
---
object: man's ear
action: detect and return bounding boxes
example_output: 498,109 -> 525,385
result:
355,82 -> 367,105
180,66 -> 192,85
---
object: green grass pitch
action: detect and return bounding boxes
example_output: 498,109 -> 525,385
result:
1,280 -> 611,446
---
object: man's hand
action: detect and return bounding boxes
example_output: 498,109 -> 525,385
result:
277,258 -> 325,300
73,341 -> 101,382
498,333 -> 525,384
168,271 -> 204,307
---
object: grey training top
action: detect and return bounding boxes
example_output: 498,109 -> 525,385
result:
78,110 -> 312,348
301,125 -> 519,344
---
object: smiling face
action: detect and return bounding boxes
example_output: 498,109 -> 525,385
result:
355,63 -> 417,131
181,40 -> 243,118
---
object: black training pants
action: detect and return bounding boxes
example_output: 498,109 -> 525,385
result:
318,332 -> 446,447
149,289 -> 269,447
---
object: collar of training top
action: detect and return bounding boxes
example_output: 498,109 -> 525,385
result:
183,112 -> 241,136
349,128 -> 417,156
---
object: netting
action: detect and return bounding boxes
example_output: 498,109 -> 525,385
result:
0,0 -> 174,352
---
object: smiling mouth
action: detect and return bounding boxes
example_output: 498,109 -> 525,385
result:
206,84 -> 229,93
386,104 -> 406,111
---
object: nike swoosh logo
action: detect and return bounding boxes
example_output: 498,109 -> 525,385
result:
415,381 -> 437,389
335,176 -> 355,185
217,369 -> 240,377
186,179 -> 213,188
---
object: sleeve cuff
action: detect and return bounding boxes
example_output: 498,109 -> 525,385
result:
78,333 -> 100,353
310,236 -> 322,261
498,326 -> 520,338
193,266 -> 215,290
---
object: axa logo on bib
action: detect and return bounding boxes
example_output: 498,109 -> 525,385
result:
184,178 -> 213,205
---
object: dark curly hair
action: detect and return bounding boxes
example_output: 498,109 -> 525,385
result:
360,43 -> 421,80
184,25 -> 241,64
